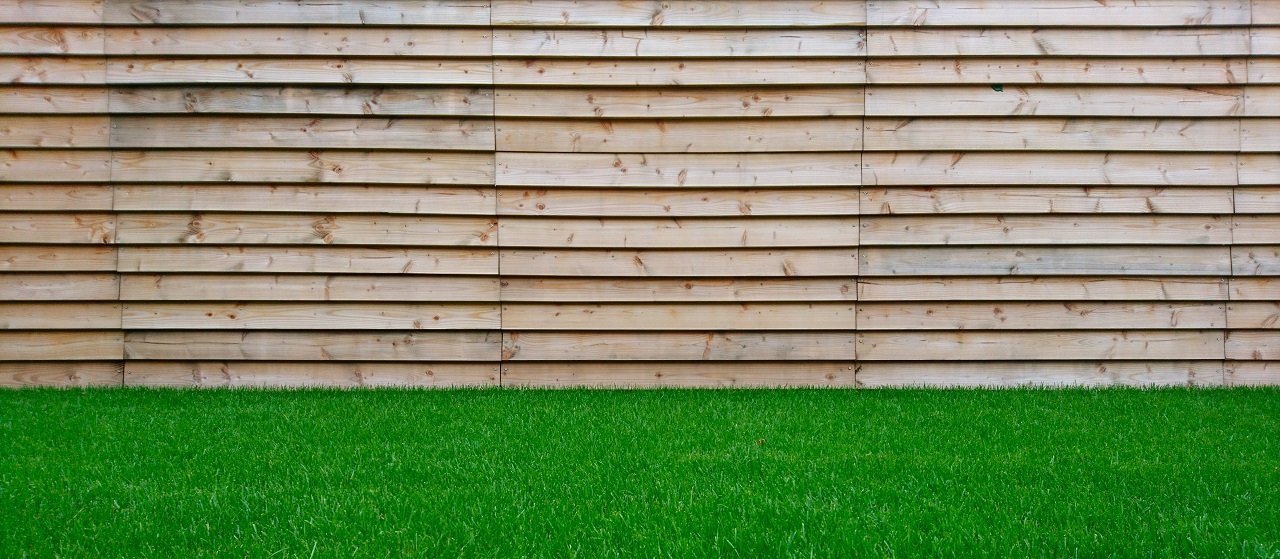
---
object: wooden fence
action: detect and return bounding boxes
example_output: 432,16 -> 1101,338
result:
1,0 -> 1276,387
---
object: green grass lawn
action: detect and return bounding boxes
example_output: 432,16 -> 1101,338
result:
2,387 -> 1278,558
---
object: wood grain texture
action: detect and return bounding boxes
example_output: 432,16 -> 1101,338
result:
496,117 -> 862,153
124,331 -> 500,361
860,246 -> 1231,276
498,187 -> 859,216
502,302 -> 855,330
857,277 -> 1227,301
1225,362 -> 1280,387
114,185 -> 495,215
0,302 -> 119,329
499,217 -> 857,248
498,152 -> 860,187
862,117 -> 1239,152
856,302 -> 1225,330
0,273 -> 119,301
500,277 -> 856,302
0,150 -> 110,182
0,0 -> 104,25
0,212 -> 114,244
1236,188 -> 1280,214
123,361 -> 498,388
0,27 -> 103,56
502,362 -> 857,388
494,29 -> 865,57
858,215 -> 1230,245
104,0 -> 492,26
495,59 -> 866,86
122,302 -> 500,330
865,85 -> 1243,116
106,58 -> 491,85
111,150 -> 494,184
120,274 -> 499,302
1238,154 -> 1280,185
0,85 -> 108,113
0,184 -> 113,211
108,86 -> 493,115
1234,216 -> 1280,244
866,58 -> 1245,85
118,246 -> 497,275
495,86 -> 863,117
500,248 -> 858,277
110,117 -> 494,150
865,1 -> 1250,27
491,1 -> 866,27
1233,247 -> 1280,276
0,331 -> 123,361
502,332 -> 855,361
862,152 -> 1237,186
1245,85 -> 1280,116
1227,332 -> 1280,360
857,361 -> 1223,388
1231,278 -> 1280,301
105,27 -> 492,57
0,245 -> 116,272
860,186 -> 1234,214
1227,303 -> 1280,329
869,28 -> 1250,57
856,330 -> 1225,361
0,361 -> 121,387
0,56 -> 105,84
116,213 -> 497,246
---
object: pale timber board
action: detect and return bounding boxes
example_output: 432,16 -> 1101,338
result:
0,212 -> 114,244
859,215 -> 1231,245
856,302 -> 1226,330
105,28 -> 492,57
1234,216 -> 1280,244
495,117 -> 863,153
0,331 -> 123,361
123,362 -> 498,388
1238,154 -> 1280,185
494,59 -> 866,86
497,152 -> 860,187
122,302 -> 500,330
1225,361 -> 1280,387
862,117 -> 1240,152
1253,28 -> 1280,56
0,27 -> 103,55
110,117 -> 495,150
1231,278 -> 1280,300
865,85 -> 1243,117
502,362 -> 858,388
1227,303 -> 1280,329
0,0 -> 104,24
499,216 -> 858,248
1236,188 -> 1280,213
856,330 -> 1225,361
1257,0 -> 1280,24
0,362 -> 122,388
501,302 -> 856,330
860,246 -> 1231,276
494,29 -> 866,57
121,274 -> 500,301
0,56 -> 104,84
104,0 -> 492,26
862,152 -> 1237,186
118,246 -> 498,275
106,58 -> 491,85
0,302 -> 120,329
500,277 -> 857,302
116,213 -> 497,246
501,331 -> 854,361
1226,331 -> 1280,360
857,277 -> 1228,301
114,185 -> 495,215
1244,86 -> 1280,116
108,86 -> 494,116
124,331 -> 501,361
0,85 -> 108,113
111,150 -> 494,184
491,1 -> 866,27
500,248 -> 858,277
857,361 -> 1223,388
1233,247 -> 1280,276
0,184 -> 113,211
865,0 -> 1250,27
0,273 -> 119,301
498,187 -> 859,217
1241,119 -> 1280,152
865,58 -> 1246,85
869,28 -> 1250,57
860,186 -> 1235,214
0,149 -> 110,182
0,245 -> 116,272
1249,59 -> 1280,83
495,86 -> 863,118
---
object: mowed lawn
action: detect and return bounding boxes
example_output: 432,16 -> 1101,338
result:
2,388 -> 1278,558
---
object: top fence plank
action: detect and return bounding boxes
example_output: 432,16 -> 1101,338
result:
103,0 -> 492,26
867,1 -> 1251,27
0,0 -> 103,25
492,1 -> 866,27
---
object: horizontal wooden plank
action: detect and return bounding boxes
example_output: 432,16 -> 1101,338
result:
862,152 -> 1237,186
1226,331 -> 1280,360
502,302 -> 855,330
123,361 -> 498,388
0,85 -> 107,113
105,27 -> 491,57
116,213 -> 497,246
1233,246 -> 1280,276
501,248 -> 858,277
1245,85 -> 1280,116
502,361 -> 857,388
857,361 -> 1222,388
857,302 -> 1225,330
105,0 -> 491,25
1257,0 -> 1280,24
108,86 -> 493,116
110,117 -> 494,150
1234,216 -> 1280,244
498,152 -> 860,187
1231,278 -> 1280,300
857,330 -> 1225,361
499,217 -> 857,248
0,302 -> 119,329
858,277 -> 1228,302
1238,154 -> 1279,185
120,274 -> 499,301
861,246 -> 1231,276
860,186 -> 1234,214
0,56 -> 104,84
495,86 -> 863,118
496,117 -> 862,153
1227,303 -> 1280,329
0,273 -> 118,301
866,85 -> 1243,117
1241,118 -> 1280,152
0,245 -> 115,271
866,0 -> 1250,27
870,28 -> 1249,57
0,0 -> 103,24
863,117 -> 1239,152
0,149 -> 110,182
106,58 -> 491,85
492,1 -> 866,27
500,277 -> 856,302
1253,28 -> 1280,56
859,215 -> 1230,245
1236,188 -> 1280,214
502,331 -> 854,361
866,58 -> 1246,85
495,59 -> 865,86
495,29 -> 864,57
1249,59 -> 1280,83
0,27 -> 102,55
124,331 -> 500,361
498,187 -> 859,216
118,246 -> 497,275
0,331 -> 123,361
111,150 -> 494,184
115,185 -> 495,215
1225,361 -> 1280,387
0,212 -> 114,244
122,302 -> 500,330
0,362 -> 122,388
0,184 -> 112,211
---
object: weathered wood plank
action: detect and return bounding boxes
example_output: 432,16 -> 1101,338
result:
0,245 -> 115,272
123,362 -> 498,388
0,362 -> 122,388
0,149 -> 110,182
857,277 -> 1227,302
1225,361 -> 1280,387
860,186 -> 1234,214
114,185 -> 495,215
111,150 -> 494,184
105,27 -> 492,57
110,117 -> 494,150
0,331 -> 123,361
492,1 -> 866,27
0,302 -> 119,329
122,302 -> 500,330
1245,85 -> 1280,116
0,184 -> 112,211
862,152 -> 1237,186
857,361 -> 1223,388
0,56 -> 104,84
1226,332 -> 1280,360
106,58 -> 491,85
496,117 -> 862,153
1233,247 -> 1280,276
495,29 -> 864,57
0,0 -> 104,24
116,213 -> 497,246
1256,0 -> 1280,24
499,217 -> 857,248
495,59 -> 865,86
859,215 -> 1230,245
1238,154 -> 1280,185
502,302 -> 855,330
495,86 -> 863,117
104,0 -> 492,26
863,117 -> 1239,152
866,58 -> 1245,85
857,330 -> 1225,361
0,273 -> 118,301
857,302 -> 1225,330
0,85 -> 107,113
860,246 -> 1231,276
1236,188 -> 1280,214
118,246 -> 497,275
1241,118 -> 1280,152
865,85 -> 1243,117
1234,216 -> 1280,244
1253,28 -> 1280,56
0,27 -> 103,55
498,187 -> 859,216
502,361 -> 857,388
869,28 -> 1249,57
501,248 -> 858,277
1231,278 -> 1280,300
1249,59 -> 1280,83
498,152 -> 860,187
1227,303 -> 1280,329
866,0 -> 1250,27
108,86 -> 493,115
124,331 -> 500,361
500,277 -> 856,302
0,212 -> 114,244
120,274 -> 500,301
502,332 -> 854,361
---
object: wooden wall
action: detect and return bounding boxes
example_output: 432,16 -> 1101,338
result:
1,0 -> 1275,388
